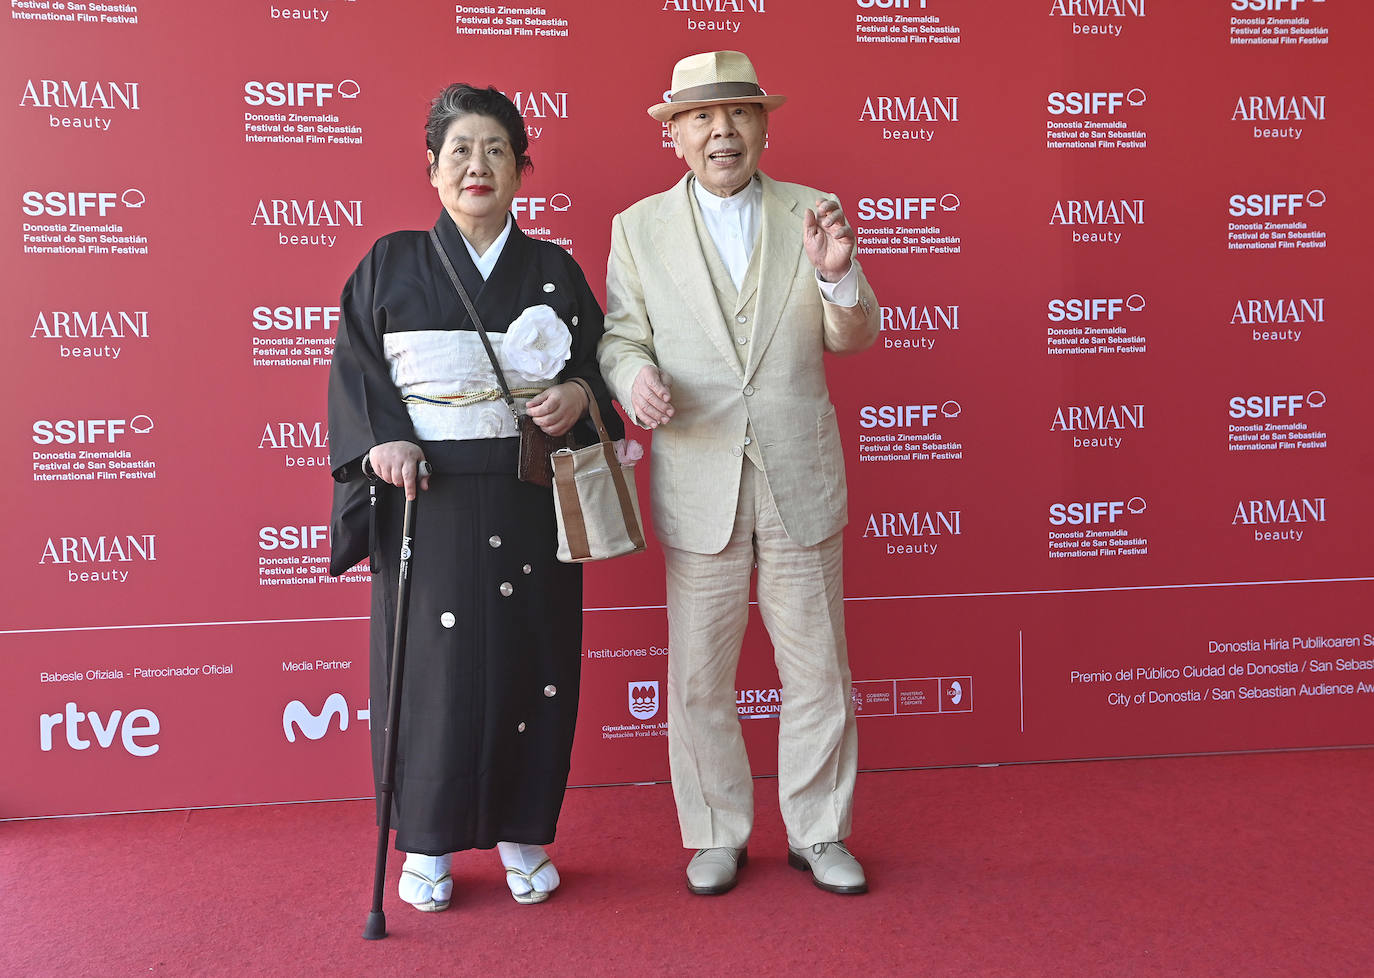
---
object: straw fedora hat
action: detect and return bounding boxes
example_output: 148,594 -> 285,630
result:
647,50 -> 787,122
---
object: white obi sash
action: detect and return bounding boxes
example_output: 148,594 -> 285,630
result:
383,330 -> 554,441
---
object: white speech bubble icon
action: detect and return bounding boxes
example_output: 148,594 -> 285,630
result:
337,79 -> 361,99
940,400 -> 962,418
121,188 -> 145,207
549,193 -> 572,212
939,193 -> 960,212
130,415 -> 154,434
1126,497 -> 1147,514
1126,294 -> 1146,312
1307,390 -> 1326,408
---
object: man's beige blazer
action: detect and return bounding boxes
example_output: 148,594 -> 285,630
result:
599,172 -> 880,554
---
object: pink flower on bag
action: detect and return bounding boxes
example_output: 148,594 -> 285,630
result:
614,438 -> 644,468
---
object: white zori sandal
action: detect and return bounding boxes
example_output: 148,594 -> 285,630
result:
399,852 -> 453,912
497,842 -> 560,905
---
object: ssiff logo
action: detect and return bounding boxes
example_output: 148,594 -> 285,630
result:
629,681 -> 659,720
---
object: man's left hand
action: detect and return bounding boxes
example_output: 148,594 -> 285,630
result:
527,381 -> 588,437
804,198 -> 855,283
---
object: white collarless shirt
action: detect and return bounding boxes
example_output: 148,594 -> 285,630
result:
691,176 -> 857,306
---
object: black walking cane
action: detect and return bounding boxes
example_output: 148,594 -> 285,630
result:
363,460 -> 430,941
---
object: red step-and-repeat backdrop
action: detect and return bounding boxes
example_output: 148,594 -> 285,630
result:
4,1 -> 1371,819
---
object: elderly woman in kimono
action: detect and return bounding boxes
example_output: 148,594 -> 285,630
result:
328,83 -> 622,910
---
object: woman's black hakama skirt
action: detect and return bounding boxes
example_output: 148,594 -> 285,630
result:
368,439 -> 582,855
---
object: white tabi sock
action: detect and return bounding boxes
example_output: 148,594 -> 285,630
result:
399,851 -> 453,909
497,841 -> 559,897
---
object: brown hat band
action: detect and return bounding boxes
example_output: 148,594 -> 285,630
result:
669,81 -> 766,103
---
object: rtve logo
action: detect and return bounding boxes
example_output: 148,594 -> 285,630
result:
32,416 -> 153,445
1048,497 -> 1147,525
242,80 -> 360,108
1047,295 -> 1145,322
40,702 -> 160,756
259,525 -> 328,550
22,189 -> 145,218
1047,90 -> 1146,115
859,401 -> 962,428
283,693 -> 370,743
510,194 -> 572,222
857,194 -> 960,222
1228,391 -> 1325,419
1228,190 -> 1324,217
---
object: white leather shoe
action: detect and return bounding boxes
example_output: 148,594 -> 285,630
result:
686,847 -> 747,895
787,841 -> 867,894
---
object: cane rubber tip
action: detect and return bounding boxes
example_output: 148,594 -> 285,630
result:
363,911 -> 388,941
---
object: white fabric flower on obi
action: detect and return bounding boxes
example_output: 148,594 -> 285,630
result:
503,305 -> 572,380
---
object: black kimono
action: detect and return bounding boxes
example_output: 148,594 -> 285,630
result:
328,210 -> 622,855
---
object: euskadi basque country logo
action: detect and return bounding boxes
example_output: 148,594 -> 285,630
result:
283,693 -> 363,742
1227,391 -> 1328,453
854,0 -> 963,47
11,2 -> 141,27
1233,94 -> 1325,141
252,304 -> 339,368
1048,497 -> 1148,560
861,509 -> 962,557
39,702 -> 160,757
1046,89 -> 1147,150
30,308 -> 149,362
32,415 -> 158,485
21,189 -> 150,256
859,95 -> 959,143
1046,294 -> 1147,356
857,401 -> 963,465
1231,296 -> 1324,344
1049,0 -> 1145,38
39,533 -> 156,583
1233,497 -> 1326,543
243,80 -> 364,147
628,681 -> 659,720
879,303 -> 959,351
1230,1 -> 1330,48
1049,198 -> 1144,245
259,420 -> 329,468
1227,191 -> 1327,251
1050,403 -> 1144,450
251,197 -> 362,249
854,194 -> 962,257
19,79 -> 140,131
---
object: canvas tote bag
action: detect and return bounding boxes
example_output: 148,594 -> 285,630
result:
552,378 -> 646,563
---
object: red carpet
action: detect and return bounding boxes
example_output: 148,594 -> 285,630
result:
3,749 -> 1371,977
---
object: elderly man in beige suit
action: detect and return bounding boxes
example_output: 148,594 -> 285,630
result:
599,51 -> 880,896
